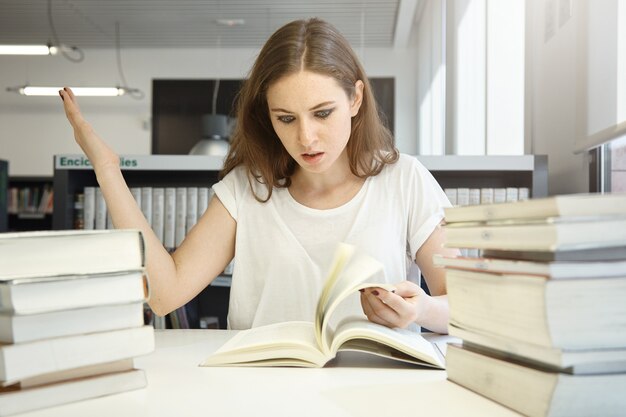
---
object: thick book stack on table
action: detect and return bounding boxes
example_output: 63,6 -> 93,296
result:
0,229 -> 155,416
438,193 -> 626,417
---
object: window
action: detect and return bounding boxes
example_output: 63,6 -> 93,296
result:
416,0 -> 525,156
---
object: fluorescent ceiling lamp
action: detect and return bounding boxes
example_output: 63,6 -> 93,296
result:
216,18 -> 245,26
7,86 -> 129,97
0,44 -> 58,55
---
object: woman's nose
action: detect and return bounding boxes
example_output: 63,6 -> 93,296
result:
297,119 -> 317,147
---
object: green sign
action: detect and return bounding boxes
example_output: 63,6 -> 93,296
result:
58,156 -> 138,168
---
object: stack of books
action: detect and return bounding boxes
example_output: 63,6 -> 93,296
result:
438,193 -> 626,417
0,229 -> 155,416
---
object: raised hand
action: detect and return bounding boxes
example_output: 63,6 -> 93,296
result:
58,87 -> 120,172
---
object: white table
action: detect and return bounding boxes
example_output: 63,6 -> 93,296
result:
21,330 -> 520,417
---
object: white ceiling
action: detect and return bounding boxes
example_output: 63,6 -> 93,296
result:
0,0 -> 421,49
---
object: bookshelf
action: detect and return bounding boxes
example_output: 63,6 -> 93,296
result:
53,154 -> 224,229
53,154 -> 548,229
416,155 -> 548,197
6,175 -> 54,232
52,153 -> 547,328
53,154 -> 228,329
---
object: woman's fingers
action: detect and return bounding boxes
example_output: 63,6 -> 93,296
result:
374,289 -> 419,326
64,86 -> 77,101
361,287 -> 421,329
391,281 -> 422,298
59,88 -> 80,116
360,291 -> 396,328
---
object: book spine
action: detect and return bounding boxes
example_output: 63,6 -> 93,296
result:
169,310 -> 180,329
130,187 -> 142,209
151,187 -> 165,244
175,187 -> 187,248
83,186 -> 96,230
505,187 -> 519,202
444,188 -> 458,206
493,188 -> 506,203
186,187 -> 198,233
94,188 -> 107,230
141,187 -> 153,228
456,188 -> 470,207
153,314 -> 166,330
518,187 -> 530,200
163,187 -> 176,251
198,187 -> 210,218
480,188 -> 494,204
469,188 -> 481,206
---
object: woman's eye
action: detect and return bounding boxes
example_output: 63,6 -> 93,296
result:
277,115 -> 295,124
315,109 -> 333,119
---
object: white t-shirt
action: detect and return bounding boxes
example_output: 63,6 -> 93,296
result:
212,153 -> 451,329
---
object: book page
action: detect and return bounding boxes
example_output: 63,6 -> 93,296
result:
314,244 -> 355,335
319,279 -> 396,355
201,321 -> 327,367
330,317 -> 445,369
313,243 -> 387,352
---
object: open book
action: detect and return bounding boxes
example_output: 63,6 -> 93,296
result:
201,243 -> 445,368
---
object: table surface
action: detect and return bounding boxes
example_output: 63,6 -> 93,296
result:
20,329 -> 520,417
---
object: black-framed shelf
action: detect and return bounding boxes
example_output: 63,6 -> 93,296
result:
416,155 -> 548,198
53,154 -> 227,329
53,154 -> 223,231
7,175 -> 54,232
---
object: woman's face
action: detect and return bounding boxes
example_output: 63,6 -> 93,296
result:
266,70 -> 363,175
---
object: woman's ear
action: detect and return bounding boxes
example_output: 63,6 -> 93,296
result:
350,80 -> 364,117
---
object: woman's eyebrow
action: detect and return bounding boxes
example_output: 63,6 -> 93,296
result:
270,101 -> 336,113
309,101 -> 335,111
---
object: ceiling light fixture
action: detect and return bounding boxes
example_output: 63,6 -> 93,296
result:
6,21 -> 143,99
6,86 -> 139,97
0,44 -> 58,55
216,18 -> 245,27
0,1 -> 83,61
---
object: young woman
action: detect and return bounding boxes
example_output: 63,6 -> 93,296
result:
59,18 -> 458,334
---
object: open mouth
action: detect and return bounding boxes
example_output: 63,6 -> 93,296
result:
301,152 -> 324,163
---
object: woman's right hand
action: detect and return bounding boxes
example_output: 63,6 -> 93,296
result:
58,87 -> 120,172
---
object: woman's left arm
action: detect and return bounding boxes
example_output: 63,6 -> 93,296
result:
360,223 -> 460,334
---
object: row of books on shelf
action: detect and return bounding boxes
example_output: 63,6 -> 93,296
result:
439,192 -> 626,417
444,186 -> 529,207
76,185 -> 232,331
76,185 -> 214,251
0,229 -> 154,416
7,185 -> 53,215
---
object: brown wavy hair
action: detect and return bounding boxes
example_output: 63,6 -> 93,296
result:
221,18 -> 399,202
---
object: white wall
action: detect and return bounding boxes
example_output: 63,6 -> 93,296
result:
530,0 -> 589,194
0,46 -> 417,176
